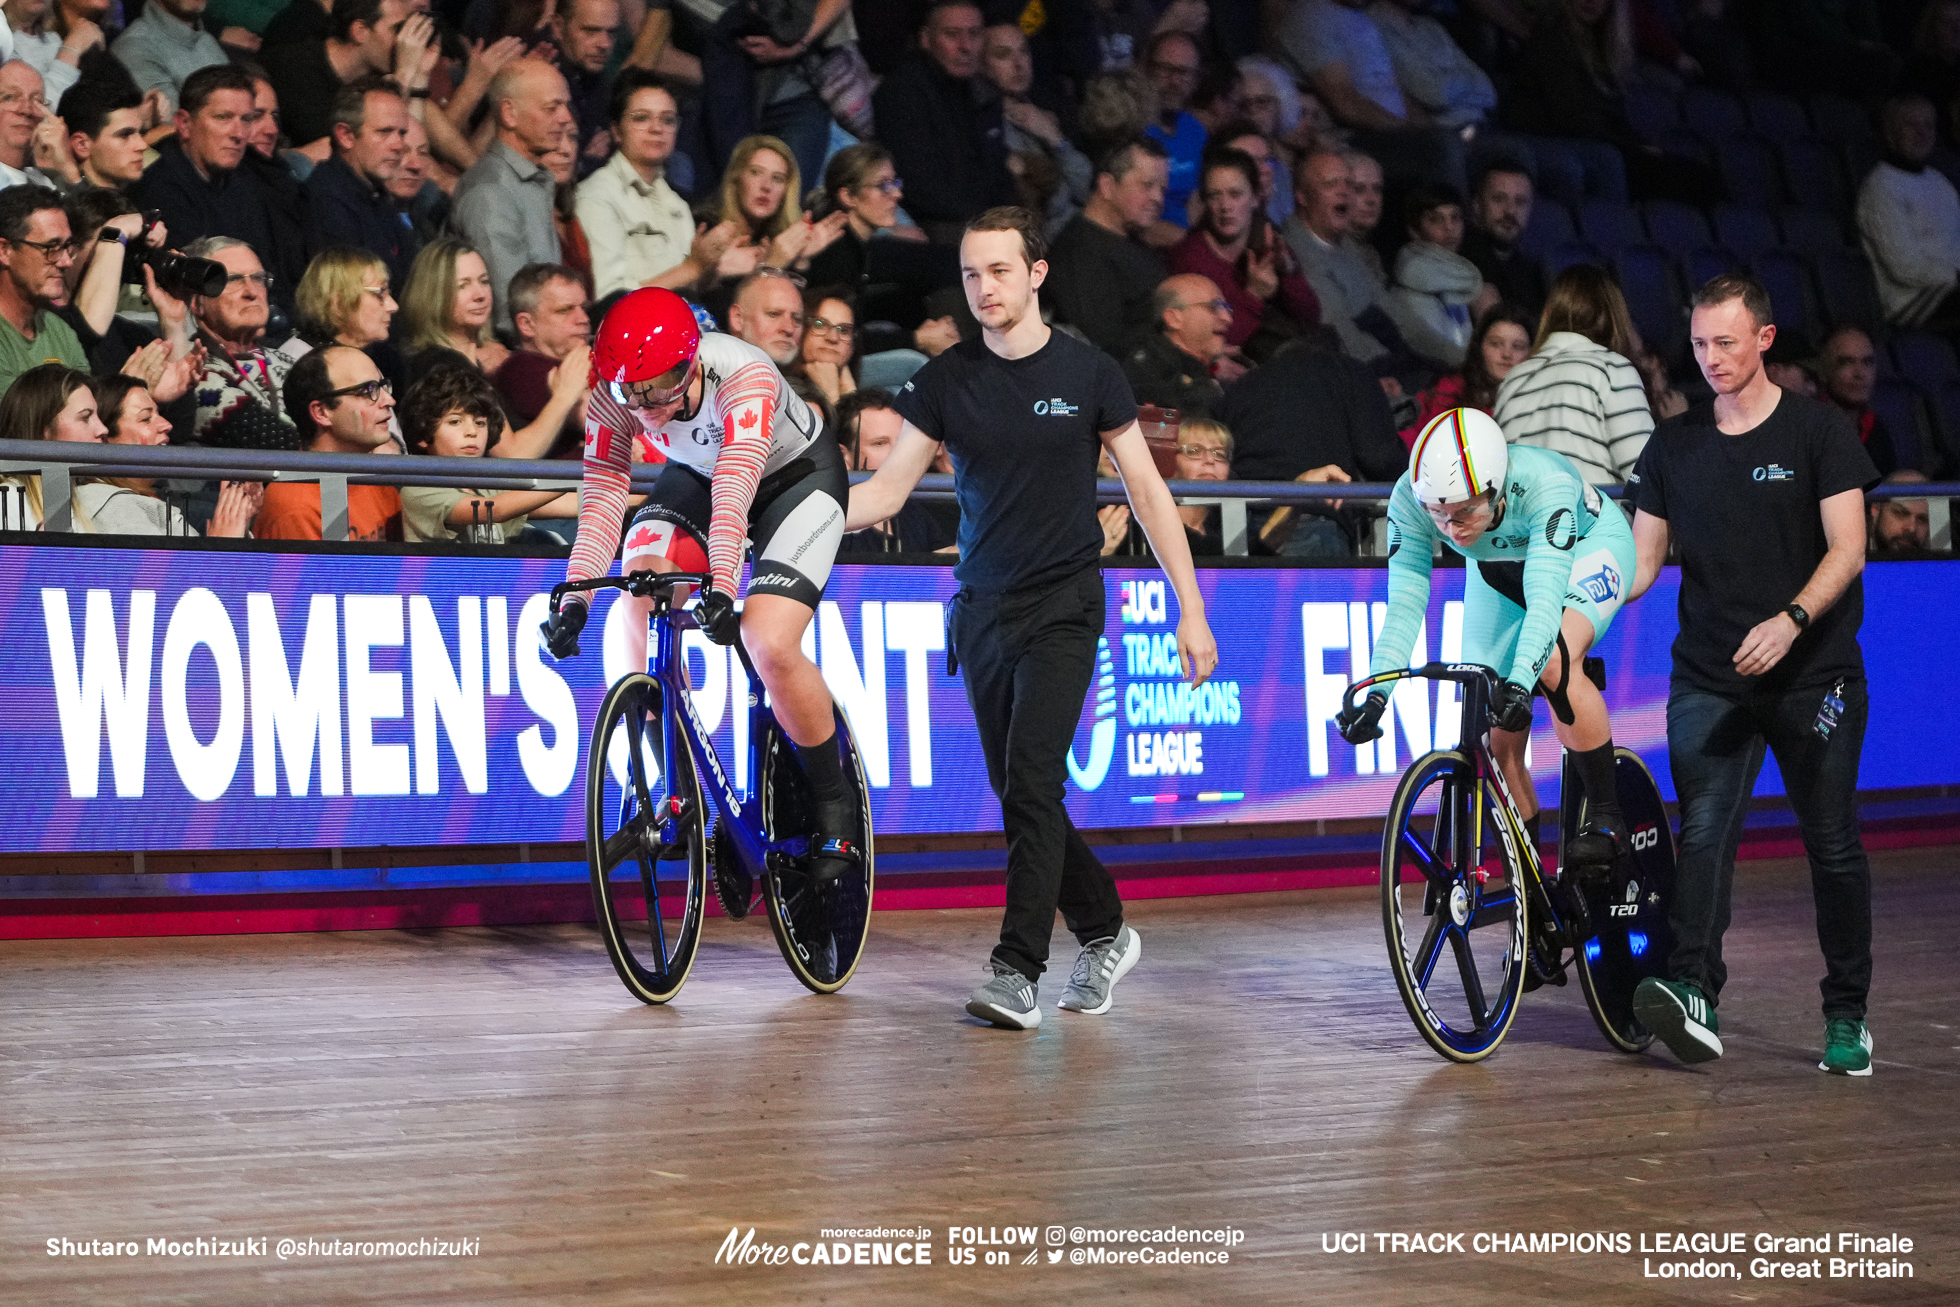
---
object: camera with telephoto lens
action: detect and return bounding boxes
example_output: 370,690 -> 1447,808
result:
117,210 -> 229,299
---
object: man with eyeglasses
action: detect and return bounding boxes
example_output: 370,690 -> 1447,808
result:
1122,272 -> 1242,417
0,184 -> 88,395
0,61 -> 59,190
726,265 -> 804,366
1141,30 -> 1207,244
305,76 -> 418,290
132,63 -> 312,322
183,235 -> 302,449
255,343 -> 404,540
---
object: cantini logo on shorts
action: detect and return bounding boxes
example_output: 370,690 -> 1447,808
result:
1032,398 -> 1079,416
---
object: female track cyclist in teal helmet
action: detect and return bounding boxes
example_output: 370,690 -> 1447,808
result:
1337,407 -> 1642,870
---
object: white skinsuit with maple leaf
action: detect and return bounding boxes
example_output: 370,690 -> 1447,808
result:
568,332 -> 833,601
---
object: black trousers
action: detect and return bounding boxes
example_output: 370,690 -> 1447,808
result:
1665,678 -> 1873,1019
950,566 -> 1124,981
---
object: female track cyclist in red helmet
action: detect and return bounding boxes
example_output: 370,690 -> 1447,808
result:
540,286 -> 858,878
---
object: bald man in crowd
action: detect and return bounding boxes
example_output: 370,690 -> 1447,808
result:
450,58 -> 576,331
1122,273 -> 1243,415
726,269 -> 806,366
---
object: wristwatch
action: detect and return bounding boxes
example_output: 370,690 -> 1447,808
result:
98,227 -> 129,246
1784,602 -> 1810,631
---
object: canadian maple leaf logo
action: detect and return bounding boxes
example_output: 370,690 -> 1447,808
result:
737,408 -> 759,430
625,526 -> 659,551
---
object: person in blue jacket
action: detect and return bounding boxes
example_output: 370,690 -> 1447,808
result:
1338,407 -> 1641,869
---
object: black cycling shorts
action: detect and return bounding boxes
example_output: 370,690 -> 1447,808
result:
624,437 -> 848,610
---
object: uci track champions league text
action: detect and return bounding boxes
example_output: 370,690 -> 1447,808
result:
1,546 -> 1954,855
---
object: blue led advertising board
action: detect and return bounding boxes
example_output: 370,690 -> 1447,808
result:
0,544 -> 1953,854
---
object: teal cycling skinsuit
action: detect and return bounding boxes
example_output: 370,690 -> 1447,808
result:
1369,444 -> 1638,690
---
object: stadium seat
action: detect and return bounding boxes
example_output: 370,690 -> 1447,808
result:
1712,204 -> 1782,263
1684,245 -> 1744,290
1752,249 -> 1819,343
1625,84 -> 1682,142
1870,376 -> 1930,473
1746,92 -> 1811,142
1655,128 -> 1715,166
1642,200 -> 1713,255
1541,240 -> 1605,280
1807,93 -> 1876,152
1578,199 -> 1646,255
1517,197 -> 1577,256
1892,331 -> 1960,389
1682,87 -> 1749,141
1814,248 -> 1884,330
1776,136 -> 1850,213
1777,205 -> 1847,255
1615,245 -> 1685,354
1718,135 -> 1787,207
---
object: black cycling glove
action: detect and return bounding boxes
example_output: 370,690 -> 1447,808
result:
540,598 -> 587,660
1492,679 -> 1534,733
1336,691 -> 1389,745
696,587 -> 741,646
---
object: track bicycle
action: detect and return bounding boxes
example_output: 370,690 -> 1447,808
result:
547,571 -> 875,1004
1343,661 -> 1677,1063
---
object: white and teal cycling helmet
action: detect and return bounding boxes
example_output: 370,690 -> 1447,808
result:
1410,407 -> 1508,505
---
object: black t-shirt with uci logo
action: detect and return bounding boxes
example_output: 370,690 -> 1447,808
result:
893,329 -> 1138,593
1631,390 -> 1879,695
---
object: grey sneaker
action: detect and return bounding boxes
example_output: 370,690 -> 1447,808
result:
1057,926 -> 1141,1015
966,963 -> 1041,1029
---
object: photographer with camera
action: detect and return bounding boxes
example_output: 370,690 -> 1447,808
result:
55,187 -> 208,400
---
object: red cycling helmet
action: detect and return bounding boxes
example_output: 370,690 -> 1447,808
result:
590,287 -> 703,407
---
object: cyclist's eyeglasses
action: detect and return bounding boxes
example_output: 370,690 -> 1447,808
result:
1424,497 -> 1493,528
360,284 -> 392,300
325,378 -> 393,403
611,359 -> 694,409
8,236 -> 77,259
807,316 -> 856,340
225,271 -> 274,290
1186,297 -> 1232,314
864,176 -> 903,195
0,90 -> 49,113
1176,444 -> 1230,464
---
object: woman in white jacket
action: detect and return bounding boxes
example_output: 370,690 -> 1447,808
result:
1493,264 -> 1653,484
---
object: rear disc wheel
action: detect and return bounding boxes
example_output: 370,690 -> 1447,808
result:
760,711 -> 875,993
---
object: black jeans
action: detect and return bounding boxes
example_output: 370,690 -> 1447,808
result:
950,567 -> 1124,981
1664,677 -> 1873,1019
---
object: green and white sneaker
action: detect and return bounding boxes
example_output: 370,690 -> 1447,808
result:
1819,1017 -> 1873,1076
1633,977 -> 1723,1064
966,963 -> 1041,1029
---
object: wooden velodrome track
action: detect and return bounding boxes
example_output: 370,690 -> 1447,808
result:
3,848 -> 1955,1306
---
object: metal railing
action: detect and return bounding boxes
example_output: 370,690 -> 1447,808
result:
1,439 -> 1952,553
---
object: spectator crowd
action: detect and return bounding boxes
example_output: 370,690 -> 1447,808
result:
0,0 -> 1949,554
